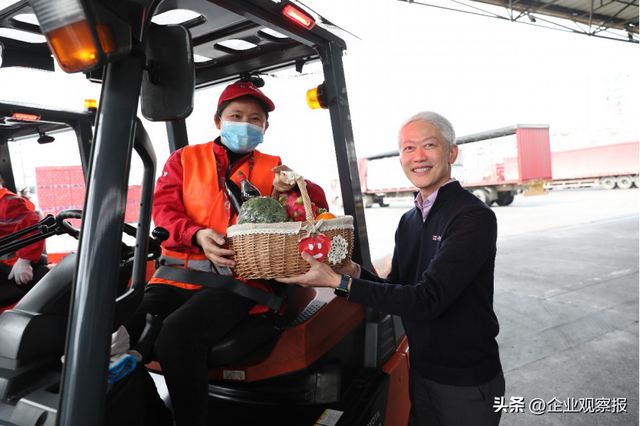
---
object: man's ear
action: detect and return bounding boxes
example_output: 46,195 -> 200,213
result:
214,114 -> 222,131
264,121 -> 269,132
448,145 -> 459,165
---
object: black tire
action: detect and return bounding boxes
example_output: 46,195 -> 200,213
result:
616,175 -> 633,190
364,194 -> 373,208
496,192 -> 515,206
377,196 -> 389,207
600,176 -> 617,190
472,188 -> 491,205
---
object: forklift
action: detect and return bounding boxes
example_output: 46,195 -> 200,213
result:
0,1 -> 411,425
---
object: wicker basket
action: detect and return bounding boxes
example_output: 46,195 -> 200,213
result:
227,177 -> 354,280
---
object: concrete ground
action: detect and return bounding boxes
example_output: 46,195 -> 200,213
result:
494,194 -> 638,425
362,186 -> 639,425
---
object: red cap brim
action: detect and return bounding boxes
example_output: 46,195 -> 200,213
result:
217,82 -> 275,112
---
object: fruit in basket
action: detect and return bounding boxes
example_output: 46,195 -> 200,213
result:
278,191 -> 327,222
315,212 -> 337,220
237,196 -> 288,224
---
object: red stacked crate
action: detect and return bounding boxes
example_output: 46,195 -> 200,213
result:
70,185 -> 86,209
125,185 -> 142,223
35,167 -> 56,211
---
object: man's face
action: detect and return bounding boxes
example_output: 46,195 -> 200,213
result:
399,120 -> 458,199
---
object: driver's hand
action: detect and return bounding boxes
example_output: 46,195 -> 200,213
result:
195,228 -> 236,269
9,258 -> 33,285
272,165 -> 296,193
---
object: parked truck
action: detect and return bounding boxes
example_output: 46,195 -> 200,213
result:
334,129 -> 639,209
545,141 -> 639,190
334,125 -> 553,207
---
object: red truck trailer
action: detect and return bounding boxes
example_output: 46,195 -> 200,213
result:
334,125 -> 552,207
546,141 -> 639,190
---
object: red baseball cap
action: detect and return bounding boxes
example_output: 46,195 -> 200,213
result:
217,81 -> 275,112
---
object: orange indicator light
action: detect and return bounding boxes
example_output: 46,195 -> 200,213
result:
96,24 -> 117,54
46,20 -> 99,72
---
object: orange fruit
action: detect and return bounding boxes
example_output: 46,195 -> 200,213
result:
315,212 -> 337,220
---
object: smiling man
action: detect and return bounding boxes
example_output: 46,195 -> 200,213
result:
279,111 -> 505,426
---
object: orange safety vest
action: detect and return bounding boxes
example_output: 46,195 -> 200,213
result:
0,188 -> 38,266
149,143 -> 280,291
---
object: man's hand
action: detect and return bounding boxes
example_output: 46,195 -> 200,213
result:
271,165 -> 296,193
335,261 -> 359,278
9,258 -> 33,285
195,228 -> 236,269
276,251 -> 342,288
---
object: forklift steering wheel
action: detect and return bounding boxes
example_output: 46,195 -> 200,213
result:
55,209 -> 82,239
55,209 -> 162,261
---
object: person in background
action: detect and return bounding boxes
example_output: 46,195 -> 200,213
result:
278,111 -> 504,426
124,80 -> 329,426
0,178 -> 48,295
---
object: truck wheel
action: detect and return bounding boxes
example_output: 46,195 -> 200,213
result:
496,192 -> 515,206
364,194 -> 373,208
635,175 -> 639,188
334,196 -> 343,209
616,175 -> 633,190
600,176 -> 617,190
472,188 -> 491,205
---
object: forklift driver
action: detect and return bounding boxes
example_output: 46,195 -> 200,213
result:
0,176 -> 48,294
123,80 -> 329,426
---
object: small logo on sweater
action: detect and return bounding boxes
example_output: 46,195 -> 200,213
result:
432,235 -> 441,241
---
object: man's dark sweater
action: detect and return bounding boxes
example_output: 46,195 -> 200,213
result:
349,181 -> 501,387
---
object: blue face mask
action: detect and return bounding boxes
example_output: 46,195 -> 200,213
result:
220,120 -> 265,154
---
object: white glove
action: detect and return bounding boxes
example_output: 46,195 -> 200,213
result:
110,325 -> 142,367
8,258 -> 33,285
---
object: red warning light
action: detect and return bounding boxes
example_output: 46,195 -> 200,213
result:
282,4 -> 315,29
12,113 -> 41,121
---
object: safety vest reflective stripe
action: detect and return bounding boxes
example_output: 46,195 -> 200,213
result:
0,252 -> 16,261
149,248 -> 211,289
157,254 -> 213,273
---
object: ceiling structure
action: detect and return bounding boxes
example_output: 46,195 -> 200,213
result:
397,0 -> 639,43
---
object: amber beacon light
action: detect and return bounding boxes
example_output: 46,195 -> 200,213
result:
29,0 -> 118,73
306,83 -> 327,110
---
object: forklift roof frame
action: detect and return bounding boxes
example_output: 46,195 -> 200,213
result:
0,1 -> 372,425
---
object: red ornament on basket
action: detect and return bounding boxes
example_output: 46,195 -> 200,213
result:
298,235 -> 331,261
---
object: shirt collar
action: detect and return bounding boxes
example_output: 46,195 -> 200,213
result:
414,178 -> 457,220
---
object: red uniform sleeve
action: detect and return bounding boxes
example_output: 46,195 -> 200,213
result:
0,196 -> 45,262
152,149 -> 203,252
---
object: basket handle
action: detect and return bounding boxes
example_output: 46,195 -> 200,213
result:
270,176 -> 315,225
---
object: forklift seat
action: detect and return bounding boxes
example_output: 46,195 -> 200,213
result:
206,284 -> 324,368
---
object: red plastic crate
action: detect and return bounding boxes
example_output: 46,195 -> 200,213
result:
68,167 -> 85,184
36,188 -> 57,209
54,187 -> 73,209
71,186 -> 86,206
51,169 -> 70,185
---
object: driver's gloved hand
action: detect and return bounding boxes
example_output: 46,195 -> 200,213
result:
9,258 -> 33,285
